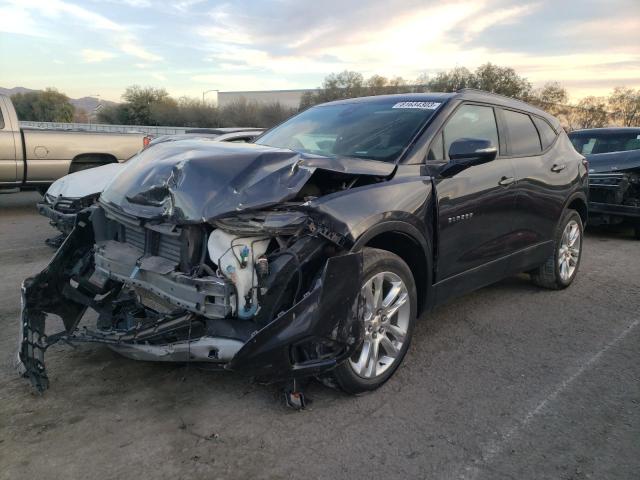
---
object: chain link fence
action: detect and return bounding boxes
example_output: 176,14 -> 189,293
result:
20,121 -> 187,135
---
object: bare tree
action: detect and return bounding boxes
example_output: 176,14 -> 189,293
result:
608,87 -> 640,126
471,63 -> 532,99
572,96 -> 609,129
418,66 -> 474,93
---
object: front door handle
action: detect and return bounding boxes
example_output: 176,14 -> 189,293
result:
551,163 -> 566,172
498,176 -> 515,186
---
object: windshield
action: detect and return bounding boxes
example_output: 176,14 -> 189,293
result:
255,100 -> 441,162
570,131 -> 640,155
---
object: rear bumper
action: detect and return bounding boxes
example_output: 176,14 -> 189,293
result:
36,201 -> 78,234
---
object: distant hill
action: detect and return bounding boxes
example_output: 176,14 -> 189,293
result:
0,86 -> 118,113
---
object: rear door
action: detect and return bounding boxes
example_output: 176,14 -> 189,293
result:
0,97 -> 18,183
498,109 -> 568,252
429,103 -> 518,284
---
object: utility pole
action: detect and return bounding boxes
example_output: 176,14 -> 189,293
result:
90,94 -> 101,126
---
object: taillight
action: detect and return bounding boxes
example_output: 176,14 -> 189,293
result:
143,135 -> 152,149
582,157 -> 589,170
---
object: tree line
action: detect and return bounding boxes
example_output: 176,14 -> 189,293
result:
11,89 -> 75,123
9,63 -> 640,130
300,64 -> 640,129
95,86 -> 296,128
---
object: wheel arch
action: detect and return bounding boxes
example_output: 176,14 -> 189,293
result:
564,192 -> 588,226
352,221 -> 433,315
69,153 -> 118,173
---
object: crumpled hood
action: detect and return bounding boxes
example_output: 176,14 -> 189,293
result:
47,163 -> 126,199
100,139 -> 394,222
587,149 -> 640,174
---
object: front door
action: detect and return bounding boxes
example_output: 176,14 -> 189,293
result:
429,103 -> 518,284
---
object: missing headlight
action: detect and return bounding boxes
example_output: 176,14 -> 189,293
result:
212,210 -> 308,236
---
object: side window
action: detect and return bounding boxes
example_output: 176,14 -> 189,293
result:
0,107 -> 4,129
502,109 -> 542,156
532,116 -> 557,149
443,105 -> 499,159
426,131 -> 444,161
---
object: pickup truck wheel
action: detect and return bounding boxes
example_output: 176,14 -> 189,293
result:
332,248 -> 417,394
531,209 -> 583,289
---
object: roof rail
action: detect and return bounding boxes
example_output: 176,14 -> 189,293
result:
455,88 -> 528,103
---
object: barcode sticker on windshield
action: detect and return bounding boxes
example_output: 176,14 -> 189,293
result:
392,101 -> 441,110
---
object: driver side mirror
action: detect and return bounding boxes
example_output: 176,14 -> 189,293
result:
441,138 -> 498,176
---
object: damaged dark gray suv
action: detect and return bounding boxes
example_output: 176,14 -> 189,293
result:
17,90 -> 588,401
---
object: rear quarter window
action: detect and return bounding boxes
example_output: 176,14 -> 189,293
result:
502,109 -> 542,156
532,117 -> 557,149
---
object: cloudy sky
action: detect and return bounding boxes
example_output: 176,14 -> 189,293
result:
0,0 -> 638,102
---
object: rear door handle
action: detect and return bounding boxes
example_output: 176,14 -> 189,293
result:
498,176 -> 515,186
551,163 -> 566,172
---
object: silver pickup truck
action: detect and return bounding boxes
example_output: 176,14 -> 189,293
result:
0,94 -> 149,193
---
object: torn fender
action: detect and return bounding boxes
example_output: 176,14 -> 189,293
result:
227,252 -> 364,379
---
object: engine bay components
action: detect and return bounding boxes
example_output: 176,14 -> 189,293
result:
207,229 -> 270,318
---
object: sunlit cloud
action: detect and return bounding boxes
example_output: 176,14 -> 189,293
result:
151,72 -> 167,81
81,49 -> 117,63
0,3 -> 48,37
1,0 -> 638,100
3,0 -> 162,62
191,73 -> 298,91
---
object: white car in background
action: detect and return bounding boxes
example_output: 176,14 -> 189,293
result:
38,129 -> 263,246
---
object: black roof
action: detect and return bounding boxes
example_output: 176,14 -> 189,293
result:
325,92 -> 455,106
569,127 -> 640,136
322,89 -> 559,127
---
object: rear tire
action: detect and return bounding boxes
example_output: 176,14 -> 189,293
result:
332,248 -> 417,394
530,209 -> 583,289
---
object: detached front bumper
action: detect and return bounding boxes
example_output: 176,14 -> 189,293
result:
16,215 -> 364,392
36,201 -> 78,235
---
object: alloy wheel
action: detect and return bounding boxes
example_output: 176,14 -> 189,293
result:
348,271 -> 411,379
558,219 -> 581,282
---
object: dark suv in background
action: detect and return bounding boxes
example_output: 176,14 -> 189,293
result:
569,127 -> 640,238
19,90 -> 588,401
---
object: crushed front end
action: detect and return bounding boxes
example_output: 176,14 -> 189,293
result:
589,169 -> 640,231
38,193 -> 97,235
17,203 -> 364,391
17,140 -> 388,392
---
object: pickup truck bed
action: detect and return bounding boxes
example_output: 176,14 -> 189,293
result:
0,94 -> 147,191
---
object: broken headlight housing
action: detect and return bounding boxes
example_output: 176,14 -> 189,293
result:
212,210 -> 308,236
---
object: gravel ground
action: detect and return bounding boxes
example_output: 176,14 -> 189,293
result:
1,192 -> 638,480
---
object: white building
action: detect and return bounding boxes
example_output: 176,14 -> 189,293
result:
217,89 -> 317,109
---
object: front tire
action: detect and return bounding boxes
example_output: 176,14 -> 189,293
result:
333,248 -> 417,394
530,209 -> 583,289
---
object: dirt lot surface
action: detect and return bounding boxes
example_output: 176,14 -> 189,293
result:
1,192 -> 639,480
